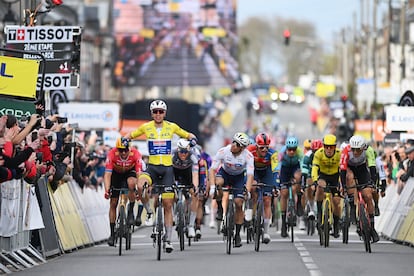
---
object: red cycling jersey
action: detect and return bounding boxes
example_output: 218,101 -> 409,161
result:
105,147 -> 143,174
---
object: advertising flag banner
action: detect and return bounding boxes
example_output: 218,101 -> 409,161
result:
0,56 -> 39,99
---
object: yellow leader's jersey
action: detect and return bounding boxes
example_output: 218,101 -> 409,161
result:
311,147 -> 341,182
130,120 -> 190,166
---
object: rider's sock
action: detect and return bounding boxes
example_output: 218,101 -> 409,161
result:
143,202 -> 152,213
110,223 -> 115,236
166,226 -> 173,241
129,201 -> 135,211
317,201 -> 322,222
236,224 -> 242,236
370,214 -> 375,228
137,204 -> 144,217
264,219 -> 270,233
189,211 -> 197,227
281,211 -> 286,222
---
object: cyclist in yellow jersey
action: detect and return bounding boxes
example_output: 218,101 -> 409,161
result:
124,99 -> 197,253
311,134 -> 342,238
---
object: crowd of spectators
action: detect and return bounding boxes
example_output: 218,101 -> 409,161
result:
380,139 -> 414,194
0,103 -> 109,193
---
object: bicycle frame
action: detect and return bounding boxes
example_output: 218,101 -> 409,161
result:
253,182 -> 273,252
174,183 -> 191,251
356,185 -> 372,253
286,182 -> 296,243
111,187 -> 131,256
319,185 -> 333,248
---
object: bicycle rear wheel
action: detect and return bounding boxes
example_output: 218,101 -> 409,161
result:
118,205 -> 125,256
177,202 -> 185,251
254,202 -> 263,252
226,202 -> 234,255
323,201 -> 330,248
359,203 -> 372,253
342,199 -> 350,244
156,205 -> 163,260
287,200 -> 295,243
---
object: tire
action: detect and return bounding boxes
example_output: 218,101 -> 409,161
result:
177,202 -> 185,251
156,205 -> 163,260
323,201 -> 330,248
307,218 -> 315,236
126,225 -> 132,250
359,204 -> 372,253
118,205 -> 125,256
342,200 -> 350,244
254,202 -> 263,252
287,198 -> 295,243
226,201 -> 234,255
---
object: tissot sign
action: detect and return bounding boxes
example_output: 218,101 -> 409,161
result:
5,25 -> 81,90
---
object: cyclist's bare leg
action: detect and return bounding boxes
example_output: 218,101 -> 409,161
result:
315,179 -> 327,225
163,197 -> 174,241
263,195 -> 272,237
280,187 -> 288,236
215,176 -> 225,220
362,187 -> 374,215
345,169 -> 357,222
306,178 -> 316,217
234,197 -> 245,241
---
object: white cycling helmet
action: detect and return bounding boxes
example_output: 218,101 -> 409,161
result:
349,135 -> 365,149
177,138 -> 190,150
233,132 -> 250,147
150,100 -> 167,111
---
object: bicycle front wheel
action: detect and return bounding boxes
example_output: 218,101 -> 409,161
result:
118,205 -> 125,256
177,202 -> 185,251
342,200 -> 350,244
156,205 -> 163,260
359,203 -> 372,253
254,202 -> 263,252
226,202 -> 234,255
323,201 -> 330,248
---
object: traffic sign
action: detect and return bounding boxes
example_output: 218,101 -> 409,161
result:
4,25 -> 82,90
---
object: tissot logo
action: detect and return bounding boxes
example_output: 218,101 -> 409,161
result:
7,29 -> 25,41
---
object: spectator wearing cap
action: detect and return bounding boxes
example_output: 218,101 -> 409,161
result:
400,146 -> 414,183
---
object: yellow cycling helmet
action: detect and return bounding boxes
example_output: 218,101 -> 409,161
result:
116,137 -> 130,149
303,139 -> 312,149
323,134 -> 337,146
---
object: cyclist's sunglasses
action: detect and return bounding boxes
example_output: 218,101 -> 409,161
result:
118,148 -> 128,153
258,145 -> 269,150
232,141 -> 242,148
152,109 -> 165,114
324,145 -> 335,150
287,147 -> 297,152
351,148 -> 362,153
178,149 -> 189,154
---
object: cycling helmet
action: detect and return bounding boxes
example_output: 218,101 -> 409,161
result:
116,137 -> 130,149
177,138 -> 190,150
285,136 -> 298,148
150,99 -> 167,111
323,134 -> 337,146
311,139 -> 323,151
303,139 -> 312,149
349,135 -> 365,149
233,132 -> 250,147
340,141 -> 349,151
255,132 -> 271,146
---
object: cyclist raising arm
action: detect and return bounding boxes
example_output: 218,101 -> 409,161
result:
104,137 -> 144,246
209,132 -> 254,248
246,132 -> 279,244
312,134 -> 342,239
124,99 -> 196,253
